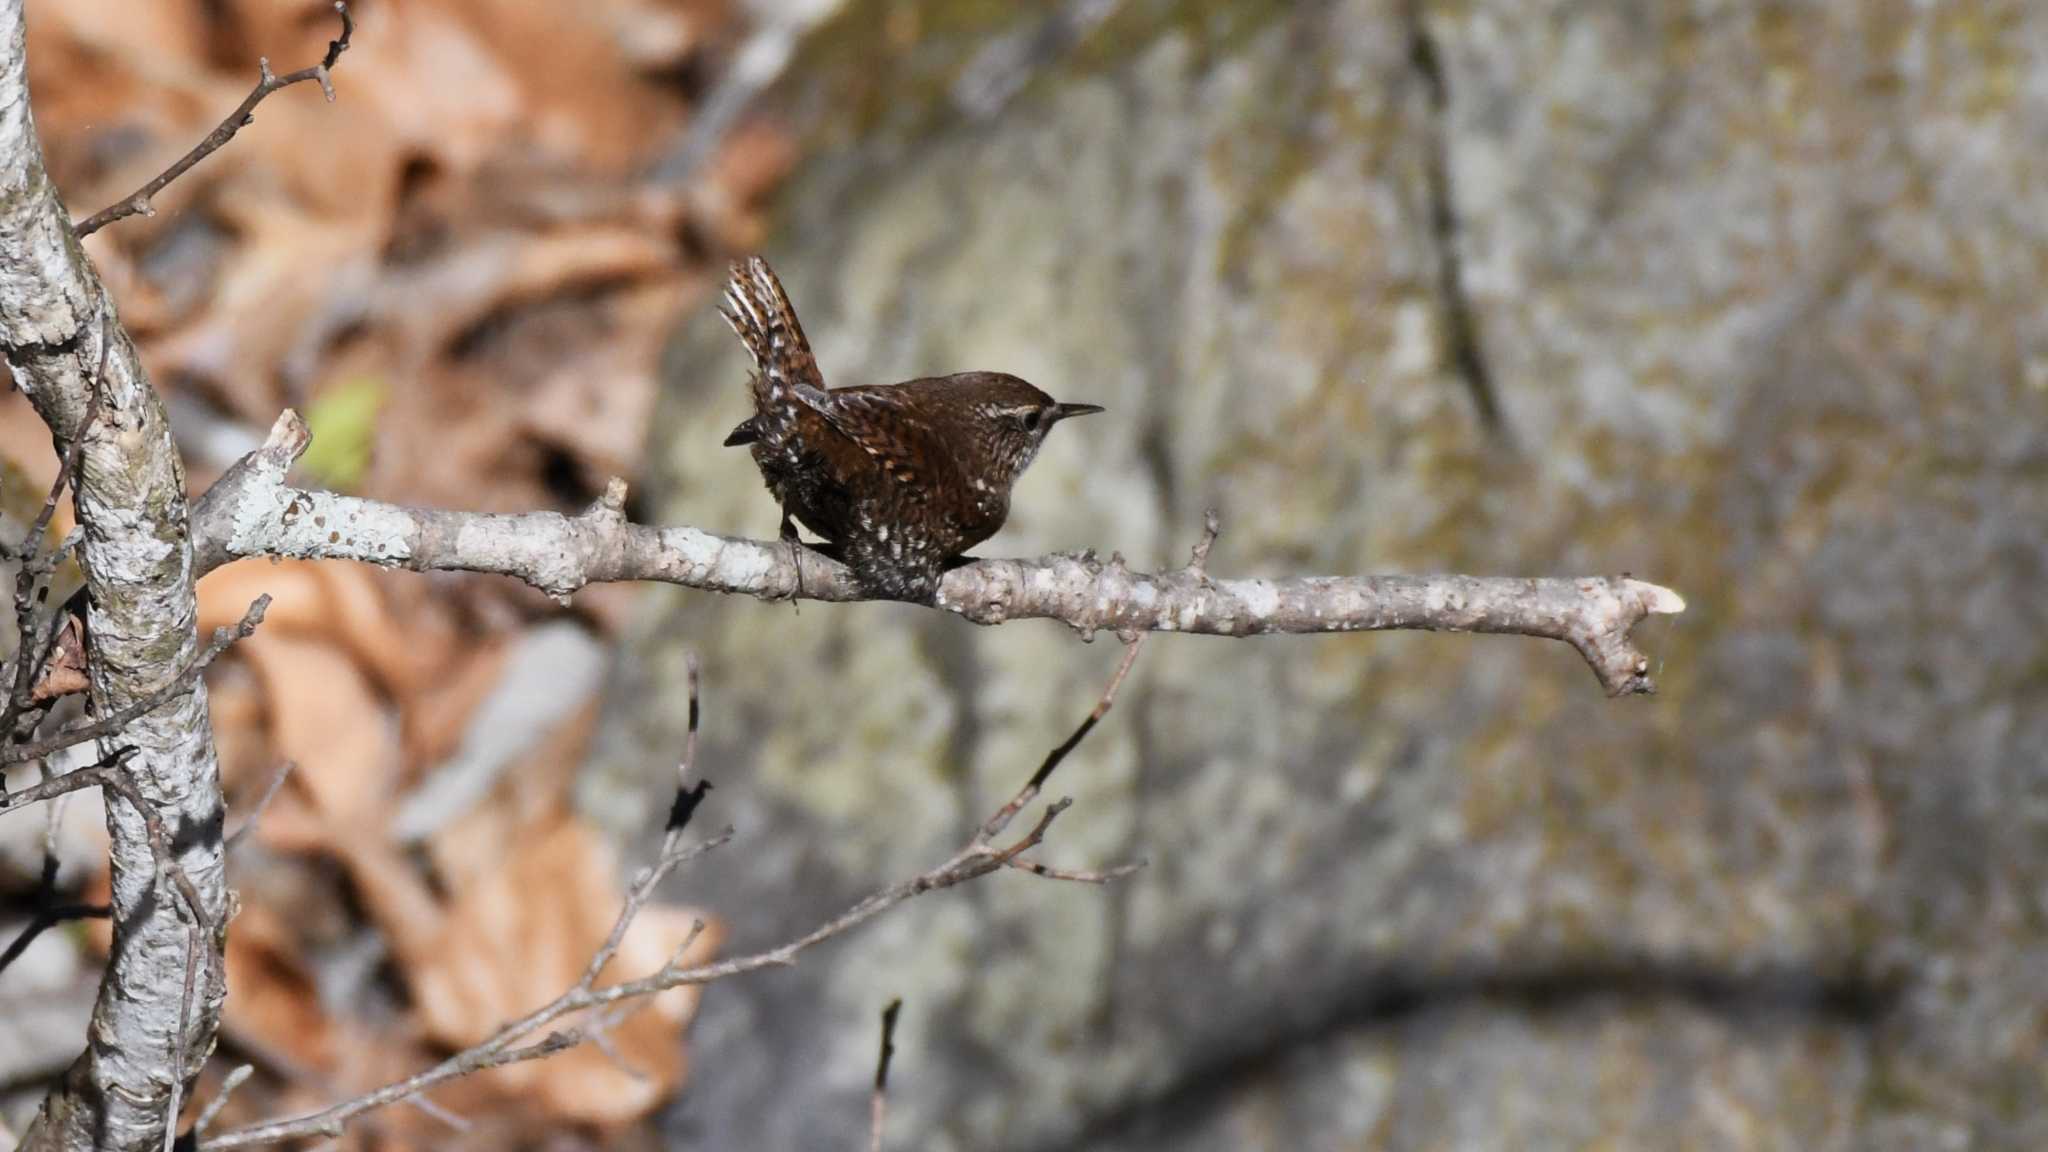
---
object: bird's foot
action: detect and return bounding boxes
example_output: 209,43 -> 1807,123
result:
780,514 -> 807,606
777,514 -> 853,605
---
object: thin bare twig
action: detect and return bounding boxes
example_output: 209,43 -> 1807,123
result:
1402,0 -> 1504,435
0,756 -> 130,811
192,1066 -> 254,1138
662,653 -> 713,831
1186,508 -> 1220,578
224,760 -> 295,856
868,999 -> 903,1152
0,761 -> 107,980
73,3 -> 355,238
19,320 -> 108,549
1002,857 -> 1146,885
199,664 -> 731,1147
0,596 -> 270,765
164,924 -> 203,1152
108,765 -> 211,937
198,830 -> 732,1150
980,637 -> 1143,842
0,900 -> 108,976
38,767 -> 64,861
399,1095 -> 470,1135
201,648 -> 1146,1150
0,751 -> 211,936
678,653 -> 701,781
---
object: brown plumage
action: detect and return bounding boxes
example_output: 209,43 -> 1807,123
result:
718,257 -> 1103,601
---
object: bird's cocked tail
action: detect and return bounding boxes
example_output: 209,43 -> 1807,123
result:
717,257 -> 825,408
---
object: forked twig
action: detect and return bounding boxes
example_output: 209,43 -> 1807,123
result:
73,3 -> 355,238
200,647 -> 1145,1149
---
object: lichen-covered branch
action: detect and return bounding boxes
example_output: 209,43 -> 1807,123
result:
194,411 -> 1685,695
0,2 -> 230,1147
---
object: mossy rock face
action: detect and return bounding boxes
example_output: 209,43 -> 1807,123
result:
594,1 -> 2048,1148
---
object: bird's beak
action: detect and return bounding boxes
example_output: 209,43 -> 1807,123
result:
1050,402 -> 1106,423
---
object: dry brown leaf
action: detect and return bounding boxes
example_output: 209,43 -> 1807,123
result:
711,120 -> 797,208
200,558 -> 441,697
24,0 -> 213,152
199,560 -> 328,634
515,903 -> 716,1125
368,362 -> 536,511
29,613 -> 89,703
687,120 -> 798,251
431,0 -> 684,172
26,0 -> 209,73
208,660 -> 282,810
210,0 -> 347,76
344,0 -> 528,177
445,813 -> 719,1123
238,630 -> 400,837
609,0 -> 733,73
341,805 -> 720,1127
371,227 -> 677,369
312,562 -> 436,697
512,279 -> 682,480
423,697 -> 599,883
223,900 -> 341,1074
401,639 -> 511,772
314,684 -> 720,1129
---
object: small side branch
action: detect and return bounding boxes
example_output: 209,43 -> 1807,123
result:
868,999 -> 903,1152
0,751 -> 213,934
198,648 -> 1143,1150
193,412 -> 1683,695
223,760 -> 294,855
0,596 -> 270,765
72,3 -> 354,238
0,900 -> 108,976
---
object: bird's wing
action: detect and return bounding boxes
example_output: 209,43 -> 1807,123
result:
806,386 -> 952,500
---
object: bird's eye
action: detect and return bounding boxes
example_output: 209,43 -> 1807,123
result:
1020,408 -> 1045,432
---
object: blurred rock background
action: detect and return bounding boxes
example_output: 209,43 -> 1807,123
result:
593,1 -> 2048,1150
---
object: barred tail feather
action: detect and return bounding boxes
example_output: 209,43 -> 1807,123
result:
719,257 -> 825,404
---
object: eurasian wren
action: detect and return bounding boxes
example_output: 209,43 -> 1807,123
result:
718,257 -> 1103,602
